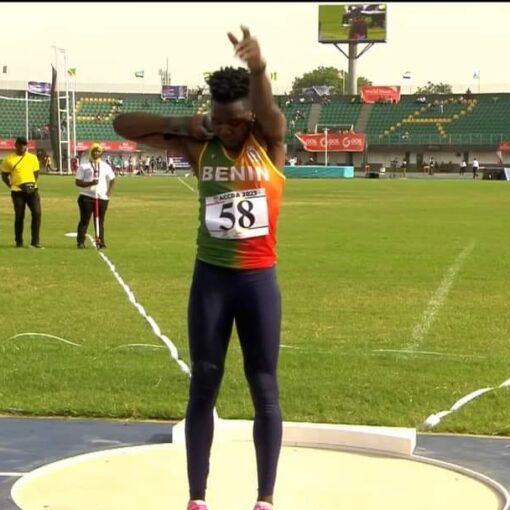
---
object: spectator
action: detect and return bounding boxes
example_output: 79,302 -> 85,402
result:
1,136 -> 43,248
428,157 -> 436,175
166,156 -> 175,175
472,157 -> 479,179
401,158 -> 407,177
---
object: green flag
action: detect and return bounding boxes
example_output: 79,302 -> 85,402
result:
135,70 -> 144,78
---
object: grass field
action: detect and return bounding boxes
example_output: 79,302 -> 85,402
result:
1,175 -> 509,436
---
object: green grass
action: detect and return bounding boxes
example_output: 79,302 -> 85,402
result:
1,176 -> 509,435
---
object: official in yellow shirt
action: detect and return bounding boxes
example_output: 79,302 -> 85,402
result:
1,136 -> 43,248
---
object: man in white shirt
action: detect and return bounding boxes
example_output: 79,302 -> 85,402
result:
75,143 -> 116,249
472,157 -> 479,179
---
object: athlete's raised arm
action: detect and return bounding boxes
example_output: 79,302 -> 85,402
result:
227,26 -> 286,150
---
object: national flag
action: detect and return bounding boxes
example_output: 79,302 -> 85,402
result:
473,70 -> 480,80
270,72 -> 277,81
203,71 -> 212,81
134,70 -> 144,78
402,71 -> 411,80
2,65 -> 7,74
67,68 -> 77,77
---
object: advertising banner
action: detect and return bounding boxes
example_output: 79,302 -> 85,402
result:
161,85 -> 188,100
361,85 -> 401,104
27,81 -> 51,96
296,132 -> 365,152
0,138 -> 36,150
71,140 -> 138,152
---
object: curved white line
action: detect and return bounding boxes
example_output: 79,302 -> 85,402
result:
6,333 -> 82,347
423,377 -> 510,429
374,349 -> 484,359
111,343 -> 165,351
412,454 -> 510,510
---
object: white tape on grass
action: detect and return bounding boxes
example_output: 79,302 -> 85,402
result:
111,343 -> 165,351
423,377 -> 510,429
407,240 -> 476,351
5,333 -> 82,348
66,233 -> 191,377
97,250 -> 191,377
373,349 -> 484,360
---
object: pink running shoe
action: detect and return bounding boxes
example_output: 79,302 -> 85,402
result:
253,503 -> 273,510
187,501 -> 208,510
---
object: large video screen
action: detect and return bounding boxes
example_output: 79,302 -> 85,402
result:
319,4 -> 387,43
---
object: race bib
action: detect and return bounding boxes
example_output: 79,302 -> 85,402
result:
205,188 -> 269,239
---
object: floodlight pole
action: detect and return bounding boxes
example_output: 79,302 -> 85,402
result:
324,128 -> 329,167
25,89 -> 29,141
333,42 -> 374,95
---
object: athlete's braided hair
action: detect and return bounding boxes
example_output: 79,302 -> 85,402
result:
207,67 -> 250,104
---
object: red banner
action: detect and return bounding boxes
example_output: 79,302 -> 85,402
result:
295,132 -> 366,152
70,140 -> 138,152
498,141 -> 510,152
361,85 -> 401,104
0,139 -> 36,150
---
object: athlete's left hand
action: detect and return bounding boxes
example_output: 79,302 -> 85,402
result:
227,25 -> 266,73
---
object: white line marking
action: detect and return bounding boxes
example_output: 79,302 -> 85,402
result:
0,472 -> 25,477
64,233 -> 191,378
97,250 -> 191,377
423,376 -> 510,429
111,343 -> 165,351
407,240 -> 475,351
374,349 -> 483,359
177,176 -> 195,192
5,333 -> 82,347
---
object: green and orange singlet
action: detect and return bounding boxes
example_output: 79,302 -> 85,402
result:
196,134 -> 285,269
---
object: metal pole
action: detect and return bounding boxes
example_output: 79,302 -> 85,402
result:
347,43 -> 357,95
72,86 -> 77,158
324,128 -> 328,167
63,49 -> 71,174
53,46 -> 63,175
25,89 -> 29,140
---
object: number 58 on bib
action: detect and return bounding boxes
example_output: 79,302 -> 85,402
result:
205,188 -> 269,240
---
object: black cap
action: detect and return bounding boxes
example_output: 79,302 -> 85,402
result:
15,136 -> 28,145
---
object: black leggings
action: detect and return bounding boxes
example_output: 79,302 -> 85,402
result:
76,194 -> 109,245
11,190 -> 41,246
185,259 -> 282,500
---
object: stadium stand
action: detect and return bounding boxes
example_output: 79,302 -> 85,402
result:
317,97 -> 362,132
2,90 -> 510,149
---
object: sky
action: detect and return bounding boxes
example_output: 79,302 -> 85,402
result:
1,2 -> 509,94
